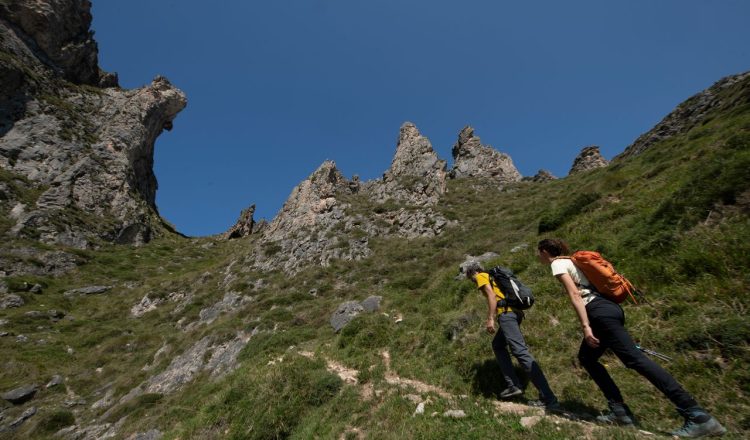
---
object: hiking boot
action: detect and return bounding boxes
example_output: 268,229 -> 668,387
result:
499,385 -> 523,399
528,399 -> 564,414
595,402 -> 635,426
671,407 -> 726,437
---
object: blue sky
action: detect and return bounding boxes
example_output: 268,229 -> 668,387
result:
91,1 -> 750,237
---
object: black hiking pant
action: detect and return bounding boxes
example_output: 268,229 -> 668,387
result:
579,297 -> 698,410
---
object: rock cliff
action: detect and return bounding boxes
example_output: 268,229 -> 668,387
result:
0,0 -> 186,249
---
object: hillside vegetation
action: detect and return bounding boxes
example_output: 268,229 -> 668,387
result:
1,76 -> 749,439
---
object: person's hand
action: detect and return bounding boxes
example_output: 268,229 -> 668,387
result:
583,325 -> 600,348
486,318 -> 496,334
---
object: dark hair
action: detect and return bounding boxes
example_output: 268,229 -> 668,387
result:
537,238 -> 570,257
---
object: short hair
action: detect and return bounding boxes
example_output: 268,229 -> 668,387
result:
463,260 -> 484,276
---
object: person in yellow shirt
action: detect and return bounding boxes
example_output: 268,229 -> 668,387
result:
463,261 -> 560,411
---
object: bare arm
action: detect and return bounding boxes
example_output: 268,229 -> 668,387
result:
555,273 -> 600,348
481,284 -> 497,334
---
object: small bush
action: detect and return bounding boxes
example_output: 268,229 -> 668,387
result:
36,410 -> 76,433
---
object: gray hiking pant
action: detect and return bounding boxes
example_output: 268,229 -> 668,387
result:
493,311 -> 557,403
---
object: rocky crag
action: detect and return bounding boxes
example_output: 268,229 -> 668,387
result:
450,126 -> 521,183
617,71 -> 750,159
0,0 -> 186,253
568,145 -> 609,175
247,122 -> 527,273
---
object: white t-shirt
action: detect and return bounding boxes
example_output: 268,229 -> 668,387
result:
550,258 -> 599,305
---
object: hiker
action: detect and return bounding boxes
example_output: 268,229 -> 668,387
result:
536,238 -> 726,437
462,261 -> 560,411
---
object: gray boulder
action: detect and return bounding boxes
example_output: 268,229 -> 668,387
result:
0,294 -> 24,309
8,406 -> 37,429
330,301 -> 365,332
1,384 -> 38,404
63,285 -> 112,297
360,296 -> 382,313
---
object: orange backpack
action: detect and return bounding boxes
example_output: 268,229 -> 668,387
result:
566,250 -> 638,304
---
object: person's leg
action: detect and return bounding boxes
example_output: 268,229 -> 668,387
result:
492,318 -> 521,390
499,312 -> 557,404
579,302 -> 624,404
595,301 -> 698,410
594,301 -> 725,436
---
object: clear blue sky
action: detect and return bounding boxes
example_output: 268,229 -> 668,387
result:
91,1 -> 750,237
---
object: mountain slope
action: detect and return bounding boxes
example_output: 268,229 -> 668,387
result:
1,70 -> 748,439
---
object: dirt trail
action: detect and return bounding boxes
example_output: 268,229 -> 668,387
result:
306,349 -> 655,439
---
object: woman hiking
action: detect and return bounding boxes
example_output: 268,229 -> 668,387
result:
536,238 -> 725,437
463,261 -> 561,412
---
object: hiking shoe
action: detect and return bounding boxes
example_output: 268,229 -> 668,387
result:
528,399 -> 564,414
595,402 -> 635,426
499,386 -> 523,399
672,407 -> 726,438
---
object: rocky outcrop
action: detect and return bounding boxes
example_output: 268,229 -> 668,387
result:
264,161 -> 351,241
0,1 -> 186,249
0,0 -> 104,85
330,296 -> 382,332
251,161 -> 369,273
450,126 -> 521,183
617,71 -> 750,159
568,146 -> 608,175
521,169 -> 556,183
364,122 -> 447,206
225,204 -> 255,239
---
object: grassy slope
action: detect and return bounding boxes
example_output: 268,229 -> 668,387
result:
1,76 -> 749,439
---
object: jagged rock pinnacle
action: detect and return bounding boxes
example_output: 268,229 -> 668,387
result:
568,146 -> 609,175
450,126 -> 521,183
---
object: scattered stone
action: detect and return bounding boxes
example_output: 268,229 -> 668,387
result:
9,406 -> 37,428
0,294 -> 24,309
30,284 -> 43,294
0,319 -> 7,326
48,309 -> 66,321
510,244 -> 529,253
0,332 -> 9,337
127,429 -> 163,440
443,410 -> 466,419
91,389 -> 116,410
63,286 -> 113,297
520,415 -> 543,428
46,375 -> 64,388
414,402 -> 426,416
63,398 -> 87,407
24,311 -> 45,319
1,384 -> 38,404
16,335 -> 28,343
131,295 -> 164,317
330,301 -> 365,332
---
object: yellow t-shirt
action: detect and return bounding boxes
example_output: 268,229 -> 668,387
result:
474,272 -> 512,314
